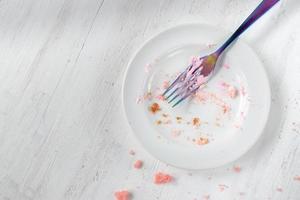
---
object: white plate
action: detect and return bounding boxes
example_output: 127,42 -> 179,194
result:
122,24 -> 270,170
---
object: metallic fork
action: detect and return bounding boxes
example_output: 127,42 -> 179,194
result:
163,0 -> 280,107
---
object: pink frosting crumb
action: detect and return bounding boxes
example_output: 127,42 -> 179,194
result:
218,184 -> 229,192
228,86 -> 238,98
156,95 -> 165,101
154,172 -> 173,184
276,187 -> 283,192
233,165 -> 242,173
114,190 -> 131,200
162,81 -> 170,89
134,160 -> 143,169
223,63 -> 230,69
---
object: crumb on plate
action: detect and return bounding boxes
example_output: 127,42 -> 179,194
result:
192,117 -> 201,127
156,95 -> 165,101
163,119 -> 172,124
162,80 -> 170,89
134,160 -> 143,169
223,63 -> 230,69
114,190 -> 131,200
218,184 -> 229,192
149,102 -> 161,114
197,137 -> 209,145
276,187 -> 283,192
228,86 -> 238,98
222,104 -> 230,114
176,116 -> 182,120
156,120 -> 162,125
154,172 -> 173,184
171,130 -> 181,137
162,113 -> 168,118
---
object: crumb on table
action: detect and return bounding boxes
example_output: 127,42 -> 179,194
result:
171,130 -> 181,137
114,190 -> 131,200
233,165 -> 242,173
134,160 -> 143,169
154,172 -> 173,184
129,150 -> 135,156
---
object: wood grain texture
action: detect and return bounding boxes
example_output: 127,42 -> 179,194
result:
0,0 -> 300,199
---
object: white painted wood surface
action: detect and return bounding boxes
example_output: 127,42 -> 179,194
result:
0,0 -> 299,199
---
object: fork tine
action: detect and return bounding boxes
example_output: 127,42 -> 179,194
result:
162,64 -> 192,96
172,87 -> 200,107
168,94 -> 180,104
165,88 -> 178,100
162,76 -> 180,96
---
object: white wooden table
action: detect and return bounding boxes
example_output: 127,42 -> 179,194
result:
0,0 -> 300,199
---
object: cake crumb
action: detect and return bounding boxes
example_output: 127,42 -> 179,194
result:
222,104 -> 230,114
176,116 -> 182,120
156,95 -> 165,101
197,137 -> 209,145
276,187 -> 283,192
218,184 -> 229,192
228,86 -> 238,98
294,175 -> 300,181
203,195 -> 210,200
223,63 -> 230,69
154,172 -> 173,184
192,117 -> 201,127
114,190 -> 131,200
149,103 -> 161,114
134,160 -> 143,169
129,150 -> 135,156
163,119 -> 172,124
156,120 -> 162,125
162,113 -> 168,118
233,165 -> 242,173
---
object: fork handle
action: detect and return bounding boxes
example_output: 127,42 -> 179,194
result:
216,0 -> 280,55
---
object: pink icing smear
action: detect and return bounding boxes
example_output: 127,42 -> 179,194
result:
114,190 -> 131,200
219,81 -> 238,98
154,172 -> 173,184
